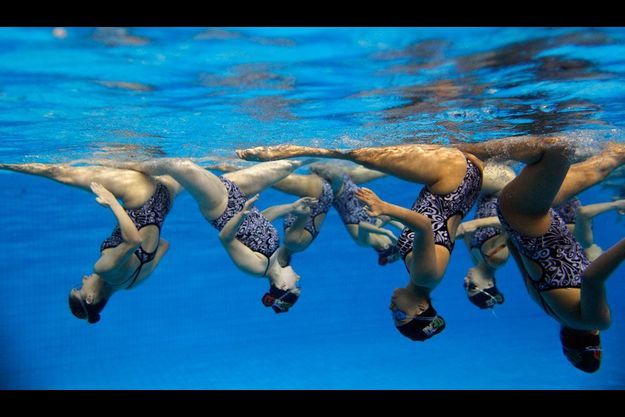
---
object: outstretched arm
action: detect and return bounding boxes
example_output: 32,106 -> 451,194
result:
583,238 -> 625,284
575,201 -> 625,247
455,216 -> 503,239
261,197 -> 316,222
262,203 -> 297,222
357,221 -> 398,245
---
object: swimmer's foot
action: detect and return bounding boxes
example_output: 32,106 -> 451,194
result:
604,142 -> 625,163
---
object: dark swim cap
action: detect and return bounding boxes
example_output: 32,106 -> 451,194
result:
467,286 -> 504,309
560,327 -> 602,373
68,291 -> 108,324
395,304 -> 446,342
375,245 -> 399,266
261,284 -> 300,314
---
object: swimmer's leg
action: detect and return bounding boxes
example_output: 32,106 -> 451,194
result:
0,162 -> 154,207
104,159 -> 229,219
454,134 -> 568,163
238,144 -> 471,193
498,137 -> 574,236
554,143 -> 625,205
223,160 -> 312,196
272,173 -> 324,198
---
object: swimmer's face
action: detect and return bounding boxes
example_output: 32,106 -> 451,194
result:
275,265 -> 302,295
463,268 -> 494,297
464,268 -> 504,309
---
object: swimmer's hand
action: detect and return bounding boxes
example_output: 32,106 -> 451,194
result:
242,194 -> 260,215
455,222 -> 476,238
355,187 -> 387,217
290,197 -> 317,216
613,199 -> 625,215
90,182 -> 119,208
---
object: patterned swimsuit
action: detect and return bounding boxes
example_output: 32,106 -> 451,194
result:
496,203 -> 589,292
470,194 -> 503,254
554,197 -> 581,225
283,178 -> 334,239
395,157 -> 483,266
332,174 -> 378,226
211,177 -> 280,272
100,182 -> 172,289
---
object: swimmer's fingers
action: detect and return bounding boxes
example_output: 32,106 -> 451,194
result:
302,197 -> 318,206
355,187 -> 380,205
613,199 -> 625,213
244,194 -> 260,210
90,182 -> 117,207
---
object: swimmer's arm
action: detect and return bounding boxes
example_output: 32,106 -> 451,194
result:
455,217 -> 503,238
373,203 -> 438,281
358,221 -> 398,244
220,195 -> 259,242
92,208 -> 143,275
387,220 -> 406,230
262,203 -> 297,222
220,238 -> 268,276
583,237 -> 625,283
93,235 -> 143,276
108,204 -> 143,245
380,204 -> 439,284
90,182 -> 142,246
575,200 -> 625,247
375,215 -> 405,230
355,187 -> 431,238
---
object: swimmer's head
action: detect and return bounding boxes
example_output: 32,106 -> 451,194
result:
262,283 -> 300,314
376,244 -> 401,266
392,303 -> 446,342
464,267 -> 504,309
68,274 -> 109,324
264,265 -> 301,313
560,327 -> 602,373
68,276 -> 109,324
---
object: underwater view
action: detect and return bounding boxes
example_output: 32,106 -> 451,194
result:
1,27 -> 625,389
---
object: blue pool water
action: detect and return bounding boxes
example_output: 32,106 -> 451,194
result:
1,27 -> 625,389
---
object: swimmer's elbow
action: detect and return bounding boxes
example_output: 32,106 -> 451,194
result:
126,235 -> 143,247
594,314 -> 611,331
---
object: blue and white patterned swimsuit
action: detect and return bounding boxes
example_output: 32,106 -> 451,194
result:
496,203 -> 589,292
283,178 -> 334,239
100,182 -> 172,289
211,176 -> 280,266
470,194 -> 502,252
554,197 -> 581,225
332,174 -> 377,226
395,157 -> 483,263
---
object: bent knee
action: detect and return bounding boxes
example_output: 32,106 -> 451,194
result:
543,136 -> 575,159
